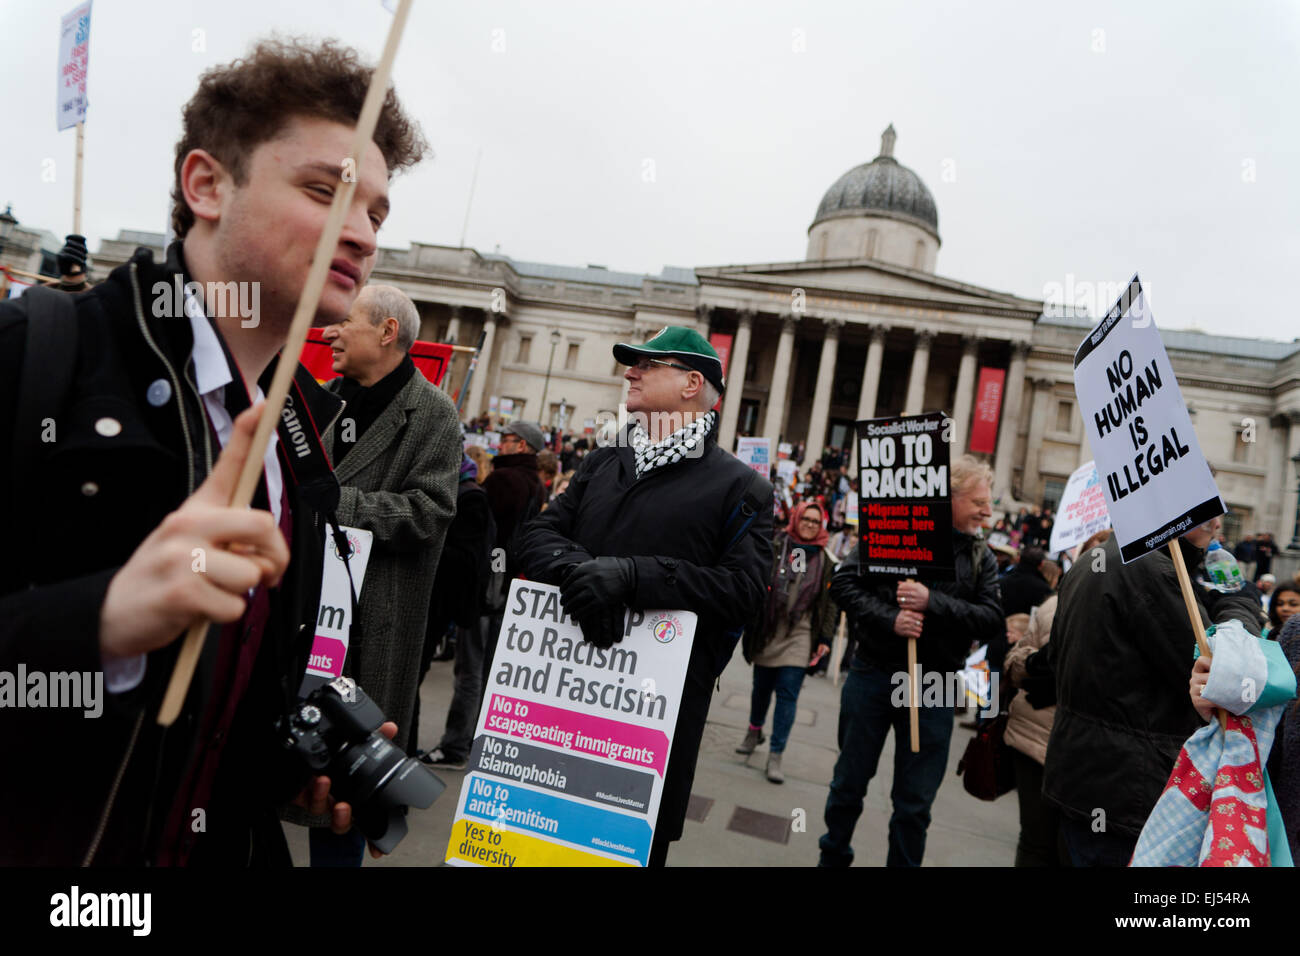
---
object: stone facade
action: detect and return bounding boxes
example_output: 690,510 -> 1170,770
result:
79,125 -> 1300,550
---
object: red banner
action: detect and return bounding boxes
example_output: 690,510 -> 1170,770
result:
968,366 -> 1006,454
708,332 -> 732,412
301,331 -> 453,387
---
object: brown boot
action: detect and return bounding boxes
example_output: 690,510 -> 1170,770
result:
736,727 -> 765,754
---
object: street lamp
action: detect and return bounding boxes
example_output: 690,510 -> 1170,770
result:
1289,452 -> 1300,550
0,204 -> 18,256
540,328 -> 562,428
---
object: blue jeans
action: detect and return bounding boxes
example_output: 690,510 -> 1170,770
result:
308,826 -> 366,868
818,661 -> 954,867
749,665 -> 806,754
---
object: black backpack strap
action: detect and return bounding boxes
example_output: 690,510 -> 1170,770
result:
721,468 -> 768,555
14,287 -> 79,567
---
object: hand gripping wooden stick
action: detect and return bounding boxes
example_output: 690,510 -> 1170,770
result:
1167,540 -> 1226,731
904,577 -> 920,753
156,0 -> 415,726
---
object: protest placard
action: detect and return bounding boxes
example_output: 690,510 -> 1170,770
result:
776,459 -> 798,486
1073,275 -> 1222,563
856,411 -> 954,580
57,2 -> 92,131
1048,460 -> 1112,555
735,437 -> 771,476
302,526 -> 372,690
445,581 -> 694,867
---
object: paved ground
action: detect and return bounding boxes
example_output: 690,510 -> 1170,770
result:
285,648 -> 1020,867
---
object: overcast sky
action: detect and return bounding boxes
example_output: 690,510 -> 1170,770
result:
3,0 -> 1296,340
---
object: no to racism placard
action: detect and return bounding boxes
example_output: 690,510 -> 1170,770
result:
856,411 -> 954,580
1048,460 -> 1112,555
1073,275 -> 1223,563
445,580 -> 694,867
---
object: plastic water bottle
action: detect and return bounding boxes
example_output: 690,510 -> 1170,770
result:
1204,547 -> 1244,593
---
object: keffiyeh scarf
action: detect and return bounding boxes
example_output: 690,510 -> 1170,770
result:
630,410 -> 716,479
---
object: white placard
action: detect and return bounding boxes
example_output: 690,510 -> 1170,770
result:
1049,460 -> 1112,554
735,437 -> 771,476
57,2 -> 92,131
445,581 -> 694,867
1072,275 -> 1222,563
304,525 -> 373,681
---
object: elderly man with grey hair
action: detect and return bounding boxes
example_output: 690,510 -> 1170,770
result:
298,284 -> 461,866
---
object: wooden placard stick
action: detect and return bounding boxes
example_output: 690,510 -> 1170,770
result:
157,0 -> 415,726
904,576 -> 920,753
1167,540 -> 1226,731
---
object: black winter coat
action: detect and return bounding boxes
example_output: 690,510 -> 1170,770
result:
1041,534 -> 1264,836
830,530 -> 1003,675
0,244 -> 341,865
519,426 -> 773,843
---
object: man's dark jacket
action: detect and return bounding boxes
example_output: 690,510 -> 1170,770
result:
0,245 -> 341,865
519,423 -> 773,845
830,531 -> 1002,675
999,562 -> 1054,617
1041,534 -> 1264,837
483,451 -> 543,569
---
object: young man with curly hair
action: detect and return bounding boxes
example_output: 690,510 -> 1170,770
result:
0,38 -> 427,866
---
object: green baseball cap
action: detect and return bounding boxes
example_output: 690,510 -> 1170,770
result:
612,326 -> 726,393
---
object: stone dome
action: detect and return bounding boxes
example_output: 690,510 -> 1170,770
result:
811,125 -> 939,239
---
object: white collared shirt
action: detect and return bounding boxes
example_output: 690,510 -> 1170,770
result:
184,290 -> 283,524
104,292 -> 285,693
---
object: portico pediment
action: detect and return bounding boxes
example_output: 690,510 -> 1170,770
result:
696,258 -> 1039,316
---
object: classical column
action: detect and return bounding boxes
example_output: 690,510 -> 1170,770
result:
762,313 -> 799,440
1264,414 -> 1290,534
444,304 -> 462,345
902,328 -> 934,415
804,318 -> 844,460
718,309 -> 754,452
992,341 -> 1031,503
1022,378 -> 1053,505
950,333 -> 979,454
465,309 -> 499,420
849,324 -> 887,474
1280,415 -> 1300,549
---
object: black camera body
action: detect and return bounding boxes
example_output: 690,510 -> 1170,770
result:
280,676 -> 444,854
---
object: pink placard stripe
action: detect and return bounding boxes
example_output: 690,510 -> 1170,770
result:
484,694 -> 670,777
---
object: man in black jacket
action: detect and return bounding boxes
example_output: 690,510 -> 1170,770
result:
819,456 -> 1002,866
0,39 -> 427,865
1040,516 -> 1264,865
520,326 -> 772,867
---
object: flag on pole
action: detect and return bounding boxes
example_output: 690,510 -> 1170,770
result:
57,2 -> 93,131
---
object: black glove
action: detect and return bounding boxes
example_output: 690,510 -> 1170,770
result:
559,556 -> 637,619
575,606 -> 625,650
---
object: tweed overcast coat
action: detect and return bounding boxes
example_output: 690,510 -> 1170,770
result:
324,372 -> 462,751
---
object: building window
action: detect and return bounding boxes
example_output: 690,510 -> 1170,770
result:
864,229 -> 878,259
817,233 -> 828,260
912,240 -> 926,270
1042,478 -> 1066,513
1055,400 -> 1074,433
516,335 -> 532,364
565,342 -> 579,370
1232,430 -> 1250,464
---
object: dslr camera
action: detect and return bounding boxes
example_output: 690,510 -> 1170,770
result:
280,676 -> 445,854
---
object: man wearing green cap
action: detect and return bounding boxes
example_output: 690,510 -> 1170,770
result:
521,325 -> 773,867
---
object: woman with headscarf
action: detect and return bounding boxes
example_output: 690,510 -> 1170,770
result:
736,500 -> 838,783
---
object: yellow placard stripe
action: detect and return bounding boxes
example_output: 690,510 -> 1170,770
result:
445,819 -> 636,868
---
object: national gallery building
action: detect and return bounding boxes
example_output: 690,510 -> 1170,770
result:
77,126 -> 1300,549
